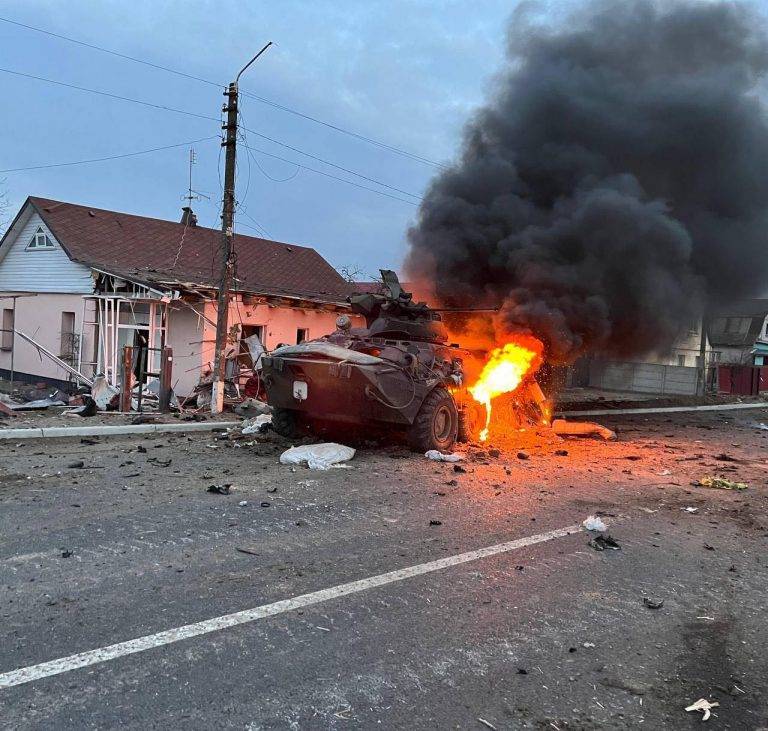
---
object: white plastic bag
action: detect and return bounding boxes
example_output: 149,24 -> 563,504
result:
425,450 -> 464,462
241,414 -> 272,434
280,443 -> 356,470
582,515 -> 607,532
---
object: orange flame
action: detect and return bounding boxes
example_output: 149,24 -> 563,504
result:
468,336 -> 544,441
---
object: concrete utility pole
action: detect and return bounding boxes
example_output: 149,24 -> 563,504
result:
211,42 -> 272,414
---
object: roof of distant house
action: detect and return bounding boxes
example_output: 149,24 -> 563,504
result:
17,197 -> 354,304
708,298 -> 768,347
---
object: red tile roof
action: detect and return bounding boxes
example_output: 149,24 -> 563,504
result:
28,197 -> 354,304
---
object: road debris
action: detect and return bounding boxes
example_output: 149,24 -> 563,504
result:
517,450 -> 530,460
643,597 -> 664,609
238,500 -> 248,507
280,443 -> 355,470
477,718 -> 497,730
714,453 -> 739,462
683,507 -> 699,513
588,534 -> 621,551
425,450 -> 463,462
207,484 -> 232,495
429,519 -> 442,526
685,698 -> 719,721
552,418 -> 617,441
583,515 -> 607,532
241,414 -> 272,435
696,476 -> 748,490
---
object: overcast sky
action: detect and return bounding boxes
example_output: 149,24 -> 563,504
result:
0,0 -> 530,276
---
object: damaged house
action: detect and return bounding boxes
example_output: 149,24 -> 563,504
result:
0,197 -> 358,397
707,299 -> 768,365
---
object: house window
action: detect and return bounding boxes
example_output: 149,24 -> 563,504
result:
60,312 -> 76,360
296,328 -> 309,344
26,226 -> 55,250
677,354 -> 687,367
1,309 -> 13,350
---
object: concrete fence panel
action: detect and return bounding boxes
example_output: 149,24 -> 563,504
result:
589,360 -> 698,396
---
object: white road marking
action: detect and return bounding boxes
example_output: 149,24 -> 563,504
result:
0,523 -> 582,690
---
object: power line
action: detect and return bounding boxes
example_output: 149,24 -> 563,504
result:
0,14 -> 445,168
0,67 -> 218,123
238,91 -> 445,168
241,141 -> 421,206
0,135 -> 219,173
239,118 -> 422,200
0,66 -> 423,201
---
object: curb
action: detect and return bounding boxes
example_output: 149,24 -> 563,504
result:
556,402 -> 768,418
0,421 -> 235,441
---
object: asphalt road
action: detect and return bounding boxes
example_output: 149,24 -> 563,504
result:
1,408 -> 767,729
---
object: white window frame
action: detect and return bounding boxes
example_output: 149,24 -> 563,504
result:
26,226 -> 56,251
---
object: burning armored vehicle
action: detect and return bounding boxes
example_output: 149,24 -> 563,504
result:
261,271 -> 476,452
261,271 -> 550,451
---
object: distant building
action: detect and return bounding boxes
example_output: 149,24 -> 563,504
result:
0,197 -> 360,395
707,299 -> 768,365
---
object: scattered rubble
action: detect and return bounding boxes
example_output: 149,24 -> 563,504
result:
588,534 -> 621,551
696,476 -> 748,490
241,415 -> 272,435
425,450 -> 463,462
552,418 -> 617,441
685,698 -> 719,721
643,597 -> 664,609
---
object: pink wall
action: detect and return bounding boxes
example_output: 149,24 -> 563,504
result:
0,291 -> 362,395
0,292 -> 95,383
167,297 -> 364,396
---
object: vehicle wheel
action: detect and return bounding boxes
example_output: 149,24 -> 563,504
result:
457,402 -> 483,443
271,407 -> 300,439
408,387 -> 458,452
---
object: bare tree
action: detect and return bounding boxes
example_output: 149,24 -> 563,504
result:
336,264 -> 379,284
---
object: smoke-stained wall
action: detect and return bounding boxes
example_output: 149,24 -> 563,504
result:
406,0 -> 768,363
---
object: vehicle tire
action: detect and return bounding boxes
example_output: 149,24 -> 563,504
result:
457,407 -> 471,443
408,387 -> 458,453
271,407 -> 300,439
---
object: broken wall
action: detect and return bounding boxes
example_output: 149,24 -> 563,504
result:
0,293 -> 95,385
166,296 -> 363,396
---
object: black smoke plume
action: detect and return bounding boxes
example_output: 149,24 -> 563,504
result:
406,0 -> 768,363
